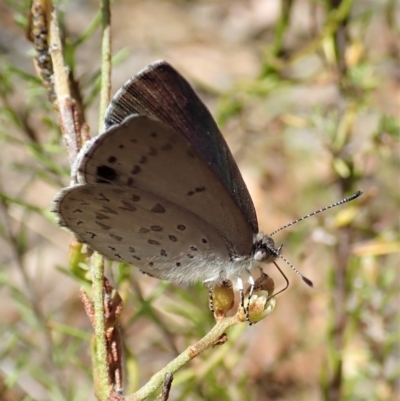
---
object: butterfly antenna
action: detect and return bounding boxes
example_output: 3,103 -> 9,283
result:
278,252 -> 313,287
269,190 -> 363,237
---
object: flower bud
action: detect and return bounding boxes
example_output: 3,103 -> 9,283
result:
212,281 -> 235,320
247,273 -> 276,324
69,240 -> 91,281
253,272 -> 275,294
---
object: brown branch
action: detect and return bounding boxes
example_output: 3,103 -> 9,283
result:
156,373 -> 174,401
48,7 -> 82,167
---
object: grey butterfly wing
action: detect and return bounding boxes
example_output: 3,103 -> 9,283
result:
74,115 -> 253,257
104,60 -> 258,234
54,184 -> 232,283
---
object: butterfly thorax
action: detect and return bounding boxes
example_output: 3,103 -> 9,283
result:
252,232 -> 279,264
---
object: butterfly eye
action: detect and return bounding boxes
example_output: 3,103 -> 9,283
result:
254,247 -> 275,262
252,235 -> 279,263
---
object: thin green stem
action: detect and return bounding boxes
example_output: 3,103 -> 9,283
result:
272,0 -> 293,57
125,315 -> 241,401
98,0 -> 112,133
92,253 -> 111,400
91,1 -> 113,399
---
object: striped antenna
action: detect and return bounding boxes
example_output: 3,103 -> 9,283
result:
278,253 -> 313,287
269,190 -> 363,237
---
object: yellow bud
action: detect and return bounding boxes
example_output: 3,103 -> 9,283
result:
212,281 -> 235,320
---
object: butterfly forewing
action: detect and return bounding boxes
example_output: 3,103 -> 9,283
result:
105,60 -> 258,234
74,115 -> 254,257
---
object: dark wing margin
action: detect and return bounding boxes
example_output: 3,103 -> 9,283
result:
105,60 -> 258,233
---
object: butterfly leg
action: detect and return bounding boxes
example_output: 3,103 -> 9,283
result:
236,272 -> 257,324
235,276 -> 247,319
208,289 -> 214,313
203,279 -> 216,314
245,272 -> 255,325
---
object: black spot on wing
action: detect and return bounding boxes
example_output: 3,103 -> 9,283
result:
187,187 -> 206,196
95,213 -> 110,220
95,193 -> 110,202
101,206 -> 118,214
151,204 -> 165,213
118,201 -> 136,212
131,165 -> 141,175
97,165 -> 118,181
96,222 -> 111,230
110,234 -> 123,241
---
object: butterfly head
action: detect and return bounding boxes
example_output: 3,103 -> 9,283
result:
252,233 -> 281,263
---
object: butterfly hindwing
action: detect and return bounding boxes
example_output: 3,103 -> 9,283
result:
54,183 -> 236,283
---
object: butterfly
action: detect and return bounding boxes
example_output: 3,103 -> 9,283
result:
53,60 -> 362,321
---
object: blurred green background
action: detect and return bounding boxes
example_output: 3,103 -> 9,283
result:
0,0 -> 399,400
